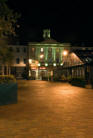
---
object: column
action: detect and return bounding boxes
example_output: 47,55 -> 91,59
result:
36,47 -> 40,61
59,48 -> 62,62
44,47 -> 48,61
52,47 -> 56,62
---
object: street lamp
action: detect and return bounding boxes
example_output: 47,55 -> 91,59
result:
45,63 -> 48,67
60,63 -> 63,66
29,59 -> 32,64
38,63 -> 41,66
63,50 -> 68,56
53,63 -> 56,66
40,54 -> 44,59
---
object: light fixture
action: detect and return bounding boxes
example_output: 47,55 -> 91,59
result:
53,63 -> 56,66
60,63 -> 63,66
45,63 -> 48,66
29,59 -> 32,64
41,48 -> 44,52
38,63 -> 41,66
63,50 -> 68,56
40,54 -> 44,59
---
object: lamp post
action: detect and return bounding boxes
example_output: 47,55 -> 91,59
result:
62,50 -> 68,79
28,59 -> 32,77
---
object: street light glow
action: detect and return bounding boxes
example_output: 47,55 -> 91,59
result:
40,54 -> 44,59
29,59 -> 32,64
45,63 -> 48,66
63,50 -> 68,56
60,63 -> 63,66
38,63 -> 41,66
53,63 -> 56,66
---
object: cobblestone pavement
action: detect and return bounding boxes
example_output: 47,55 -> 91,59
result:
0,80 -> 93,138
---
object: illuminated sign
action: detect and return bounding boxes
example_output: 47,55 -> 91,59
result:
39,67 -> 46,70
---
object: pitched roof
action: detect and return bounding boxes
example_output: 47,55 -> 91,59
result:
41,38 -> 60,44
73,49 -> 93,64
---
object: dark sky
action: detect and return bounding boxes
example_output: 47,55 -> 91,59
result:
7,0 -> 93,44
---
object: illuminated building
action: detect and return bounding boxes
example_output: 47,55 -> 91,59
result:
28,29 -> 70,80
0,29 -> 93,83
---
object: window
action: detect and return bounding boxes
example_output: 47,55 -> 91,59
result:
16,58 -> 20,64
56,48 -> 59,52
9,47 -> 13,51
41,48 -> 44,52
16,48 -> 20,52
32,48 -> 35,52
24,58 -> 26,64
23,47 -> 26,53
48,48 -> 52,52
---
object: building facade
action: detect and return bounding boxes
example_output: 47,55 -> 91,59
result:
1,29 -> 93,83
28,29 -> 71,80
0,45 -> 28,78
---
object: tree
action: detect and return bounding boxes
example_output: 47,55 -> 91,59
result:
0,0 -> 20,37
0,0 -> 20,75
0,46 -> 14,75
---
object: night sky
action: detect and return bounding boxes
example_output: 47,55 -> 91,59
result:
7,0 -> 93,45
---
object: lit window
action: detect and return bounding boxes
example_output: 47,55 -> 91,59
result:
29,59 -> 32,64
45,63 -> 48,66
60,63 -> 63,66
40,54 -> 44,59
38,63 -> 41,66
41,48 -> 44,52
53,63 -> 56,66
32,48 -> 35,52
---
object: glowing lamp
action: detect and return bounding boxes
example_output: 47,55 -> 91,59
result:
45,63 -> 48,67
63,50 -> 68,56
53,63 -> 56,66
38,63 -> 41,66
40,54 -> 44,59
60,63 -> 63,66
29,59 -> 32,64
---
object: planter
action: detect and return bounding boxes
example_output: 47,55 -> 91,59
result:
69,78 -> 86,88
0,83 -> 18,106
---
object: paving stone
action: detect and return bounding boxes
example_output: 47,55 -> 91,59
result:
0,80 -> 93,137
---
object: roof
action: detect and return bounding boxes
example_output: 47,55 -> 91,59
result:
73,49 -> 93,64
41,38 -> 60,44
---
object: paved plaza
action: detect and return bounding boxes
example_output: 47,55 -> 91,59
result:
0,80 -> 93,138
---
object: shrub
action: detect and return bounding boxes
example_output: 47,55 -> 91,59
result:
70,78 -> 86,87
61,74 -> 67,81
0,75 -> 16,84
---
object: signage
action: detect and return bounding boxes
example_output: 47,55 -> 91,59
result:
39,67 -> 46,70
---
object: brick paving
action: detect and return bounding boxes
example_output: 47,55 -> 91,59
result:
0,80 -> 93,138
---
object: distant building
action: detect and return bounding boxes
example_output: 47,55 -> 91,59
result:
0,45 -> 27,78
0,29 -> 93,84
28,29 -> 70,80
62,46 -> 93,84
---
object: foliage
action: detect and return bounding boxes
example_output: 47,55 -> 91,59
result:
61,74 -> 67,81
0,46 -> 14,64
0,75 -> 16,84
22,70 -> 29,80
69,78 -> 86,87
0,0 -> 20,75
0,0 -> 20,37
